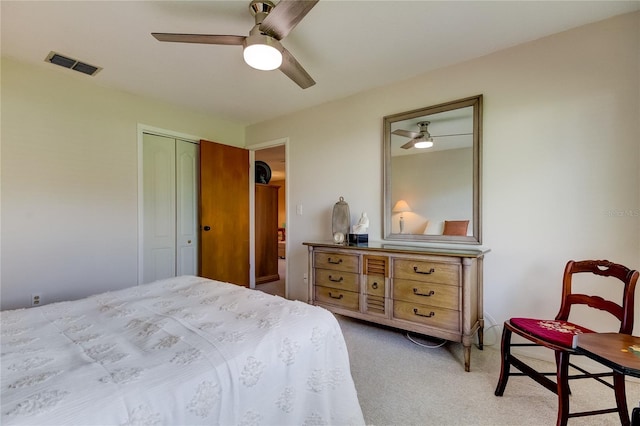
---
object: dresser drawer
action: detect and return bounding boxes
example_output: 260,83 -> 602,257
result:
315,286 -> 359,310
314,268 -> 359,292
314,252 -> 359,273
393,300 -> 460,331
365,275 -> 385,297
393,279 -> 458,310
393,259 -> 459,285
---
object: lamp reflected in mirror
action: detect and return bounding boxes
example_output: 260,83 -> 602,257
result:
392,200 -> 412,234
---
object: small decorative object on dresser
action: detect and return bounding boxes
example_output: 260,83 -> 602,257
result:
304,241 -> 489,371
349,212 -> 369,246
348,233 -> 368,246
352,212 -> 369,234
332,196 -> 350,243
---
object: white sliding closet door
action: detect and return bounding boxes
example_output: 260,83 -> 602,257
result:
176,140 -> 198,276
142,133 -> 198,284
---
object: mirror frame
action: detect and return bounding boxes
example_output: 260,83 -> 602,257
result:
383,95 -> 483,244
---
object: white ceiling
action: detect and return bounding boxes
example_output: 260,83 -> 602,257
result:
2,1 -> 638,126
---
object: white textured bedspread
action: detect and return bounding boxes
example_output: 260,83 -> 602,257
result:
1,276 -> 364,425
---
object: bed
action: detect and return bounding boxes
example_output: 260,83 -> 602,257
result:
1,275 -> 365,425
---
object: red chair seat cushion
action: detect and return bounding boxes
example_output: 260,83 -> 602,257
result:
510,317 -> 595,348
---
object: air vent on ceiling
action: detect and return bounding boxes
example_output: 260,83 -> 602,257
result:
45,51 -> 102,76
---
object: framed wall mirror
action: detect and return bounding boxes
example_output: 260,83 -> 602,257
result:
383,95 -> 482,244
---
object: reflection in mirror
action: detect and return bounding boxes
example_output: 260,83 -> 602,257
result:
383,95 -> 482,244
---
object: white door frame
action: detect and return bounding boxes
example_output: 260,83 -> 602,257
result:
249,138 -> 289,296
136,124 -> 202,285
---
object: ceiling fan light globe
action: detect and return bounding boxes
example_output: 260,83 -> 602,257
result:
414,140 -> 434,149
243,35 -> 283,71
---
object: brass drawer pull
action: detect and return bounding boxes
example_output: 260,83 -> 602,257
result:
413,266 -> 435,275
327,257 -> 343,264
413,288 -> 435,297
328,275 -> 344,283
371,282 -> 379,289
329,292 -> 344,300
413,308 -> 435,318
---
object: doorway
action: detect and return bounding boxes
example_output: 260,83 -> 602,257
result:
139,126 -> 284,292
254,143 -> 286,298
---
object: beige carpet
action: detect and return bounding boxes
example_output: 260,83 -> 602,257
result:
255,258 -> 286,297
336,315 -> 639,426
254,266 -> 639,425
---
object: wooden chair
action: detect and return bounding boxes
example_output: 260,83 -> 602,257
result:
494,259 -> 639,426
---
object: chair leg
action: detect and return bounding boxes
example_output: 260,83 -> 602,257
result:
555,351 -> 570,426
614,372 -> 631,426
495,325 -> 512,396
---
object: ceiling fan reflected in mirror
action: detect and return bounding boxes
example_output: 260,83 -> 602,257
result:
151,0 -> 318,89
393,121 -> 472,150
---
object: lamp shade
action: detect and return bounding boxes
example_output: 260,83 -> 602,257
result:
243,34 -> 283,71
392,200 -> 412,213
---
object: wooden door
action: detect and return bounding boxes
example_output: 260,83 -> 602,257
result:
199,140 -> 250,286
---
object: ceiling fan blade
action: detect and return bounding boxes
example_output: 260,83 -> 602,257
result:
400,140 -> 416,149
432,132 -> 473,138
279,48 -> 315,89
260,0 -> 319,40
152,33 -> 245,46
392,129 -> 420,139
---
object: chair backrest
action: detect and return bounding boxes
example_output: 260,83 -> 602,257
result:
556,260 -> 639,334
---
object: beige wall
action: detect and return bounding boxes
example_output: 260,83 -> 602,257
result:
1,57 -> 244,309
246,12 -> 640,333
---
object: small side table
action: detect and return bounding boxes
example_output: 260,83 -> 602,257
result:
576,333 -> 640,377
575,333 -> 640,425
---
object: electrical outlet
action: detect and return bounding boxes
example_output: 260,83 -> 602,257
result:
31,293 -> 42,307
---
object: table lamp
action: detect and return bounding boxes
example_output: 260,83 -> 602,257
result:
392,200 -> 412,234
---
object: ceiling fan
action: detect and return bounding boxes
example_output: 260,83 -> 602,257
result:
151,0 -> 318,89
393,121 -> 472,149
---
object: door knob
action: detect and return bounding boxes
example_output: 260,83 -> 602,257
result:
203,226 -> 211,231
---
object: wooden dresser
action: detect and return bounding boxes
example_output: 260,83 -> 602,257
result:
304,242 -> 488,371
255,184 -> 279,284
